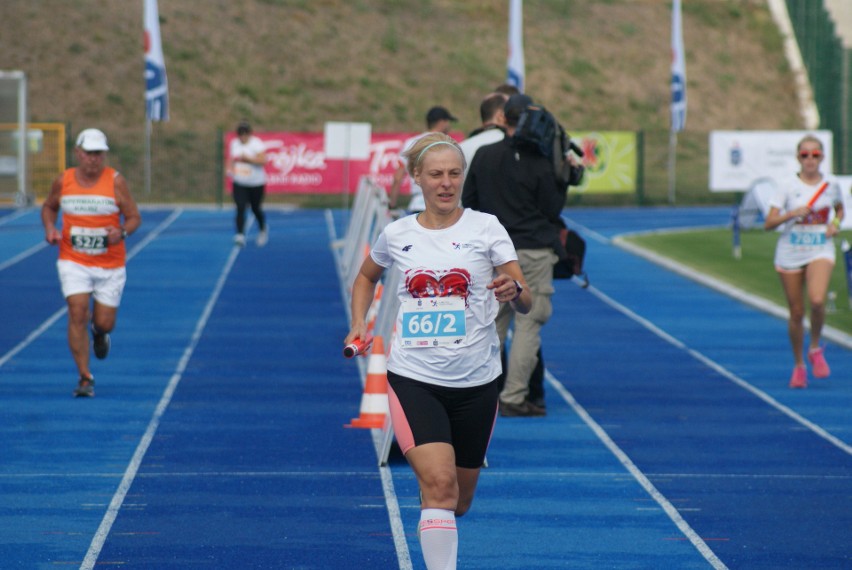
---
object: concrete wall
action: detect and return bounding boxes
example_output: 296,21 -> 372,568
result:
825,0 -> 852,48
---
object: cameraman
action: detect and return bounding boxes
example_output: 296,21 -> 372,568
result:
462,93 -> 569,417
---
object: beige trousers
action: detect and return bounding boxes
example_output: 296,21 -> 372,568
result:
496,248 -> 557,405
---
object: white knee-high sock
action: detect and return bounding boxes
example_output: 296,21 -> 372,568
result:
419,508 -> 458,570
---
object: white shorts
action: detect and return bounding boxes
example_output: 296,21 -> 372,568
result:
773,225 -> 836,271
57,260 -> 127,308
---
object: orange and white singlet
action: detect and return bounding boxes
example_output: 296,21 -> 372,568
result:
58,167 -> 126,268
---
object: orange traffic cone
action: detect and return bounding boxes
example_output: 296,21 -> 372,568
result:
345,336 -> 389,429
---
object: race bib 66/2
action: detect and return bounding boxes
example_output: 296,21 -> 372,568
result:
400,297 -> 466,348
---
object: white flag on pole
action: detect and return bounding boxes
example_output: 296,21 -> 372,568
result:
507,0 -> 525,92
144,0 -> 169,122
670,0 -> 687,132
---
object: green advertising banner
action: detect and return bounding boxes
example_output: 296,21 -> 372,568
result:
571,131 -> 637,194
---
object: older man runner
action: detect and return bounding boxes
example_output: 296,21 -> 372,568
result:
41,128 -> 142,397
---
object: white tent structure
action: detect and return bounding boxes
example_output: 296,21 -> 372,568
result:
737,178 -> 776,229
738,175 -> 852,230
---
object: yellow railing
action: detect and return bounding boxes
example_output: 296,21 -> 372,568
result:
0,122 -> 66,203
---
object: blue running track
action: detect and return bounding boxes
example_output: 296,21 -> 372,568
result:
0,205 -> 849,569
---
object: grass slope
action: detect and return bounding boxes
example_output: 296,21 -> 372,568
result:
2,0 -> 800,134
1,0 -> 803,203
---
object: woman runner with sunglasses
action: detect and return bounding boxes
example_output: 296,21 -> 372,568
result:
764,135 -> 844,388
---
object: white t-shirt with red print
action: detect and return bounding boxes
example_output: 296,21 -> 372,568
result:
769,174 -> 843,269
371,208 -> 518,387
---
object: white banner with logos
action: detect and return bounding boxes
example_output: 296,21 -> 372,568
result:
709,130 -> 833,192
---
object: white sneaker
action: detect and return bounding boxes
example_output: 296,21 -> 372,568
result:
234,233 -> 246,246
256,228 -> 268,247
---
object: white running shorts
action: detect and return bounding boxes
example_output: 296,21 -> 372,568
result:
57,260 -> 127,308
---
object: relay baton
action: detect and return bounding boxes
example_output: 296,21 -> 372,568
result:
343,335 -> 373,358
806,181 -> 829,208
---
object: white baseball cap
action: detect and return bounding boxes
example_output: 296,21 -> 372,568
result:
76,128 -> 109,151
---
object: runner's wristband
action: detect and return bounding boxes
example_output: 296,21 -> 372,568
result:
512,280 -> 523,301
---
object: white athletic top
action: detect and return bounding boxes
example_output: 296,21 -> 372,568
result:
398,132 -> 428,212
459,128 -> 505,168
229,136 -> 267,187
371,208 -> 518,387
769,174 -> 843,269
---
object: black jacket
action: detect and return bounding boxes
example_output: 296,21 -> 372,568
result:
462,137 -> 567,252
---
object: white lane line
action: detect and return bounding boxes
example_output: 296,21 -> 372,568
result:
1,469 -> 848,481
587,283 -> 851,455
371,430 -> 413,570
80,221 -> 241,570
0,207 -> 33,226
0,209 -> 183,371
545,276 -> 852,568
612,233 -> 852,350
546,368 -> 729,570
687,347 -> 852,455
0,241 -> 48,272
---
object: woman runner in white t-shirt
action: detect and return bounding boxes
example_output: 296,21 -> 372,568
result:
765,135 -> 844,388
345,132 -> 531,570
226,120 -> 268,247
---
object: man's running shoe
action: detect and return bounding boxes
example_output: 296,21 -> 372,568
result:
234,233 -> 246,247
92,325 -> 110,360
74,375 -> 95,398
789,365 -> 807,389
808,346 -> 831,378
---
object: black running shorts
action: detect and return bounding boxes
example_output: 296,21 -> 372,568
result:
387,371 -> 499,469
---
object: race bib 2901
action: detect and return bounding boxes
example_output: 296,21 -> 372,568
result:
789,225 -> 826,247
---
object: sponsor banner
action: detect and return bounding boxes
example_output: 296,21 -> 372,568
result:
570,131 -> 638,194
223,131 -> 463,194
709,130 -> 833,192
223,131 -> 414,194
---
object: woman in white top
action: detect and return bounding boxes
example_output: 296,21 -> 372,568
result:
345,132 -> 531,570
764,135 -> 844,388
226,120 -> 268,247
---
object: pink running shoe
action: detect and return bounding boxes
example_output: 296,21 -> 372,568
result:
789,366 -> 808,389
808,346 -> 831,378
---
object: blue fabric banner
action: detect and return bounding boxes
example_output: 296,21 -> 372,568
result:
144,0 -> 169,122
506,0 -> 525,92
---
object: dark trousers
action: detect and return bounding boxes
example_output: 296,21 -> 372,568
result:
233,183 -> 266,234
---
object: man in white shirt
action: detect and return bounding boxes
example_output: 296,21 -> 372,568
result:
389,106 -> 457,213
459,92 -> 509,167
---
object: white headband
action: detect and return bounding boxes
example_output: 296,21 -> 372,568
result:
416,141 -> 463,166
